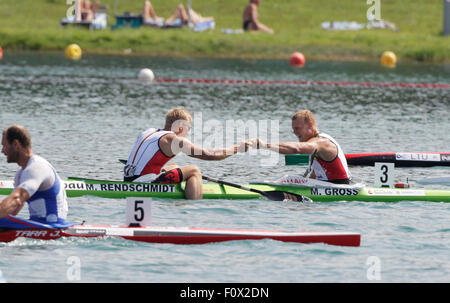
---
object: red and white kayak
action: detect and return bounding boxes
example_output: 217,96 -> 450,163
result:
345,152 -> 450,167
0,224 -> 361,247
285,152 -> 450,167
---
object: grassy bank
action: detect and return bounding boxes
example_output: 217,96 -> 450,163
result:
0,0 -> 449,62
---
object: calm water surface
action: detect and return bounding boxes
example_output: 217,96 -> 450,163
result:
0,52 -> 449,283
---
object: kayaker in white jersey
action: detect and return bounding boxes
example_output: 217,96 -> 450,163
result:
124,107 -> 250,200
250,110 -> 351,184
0,125 -> 69,224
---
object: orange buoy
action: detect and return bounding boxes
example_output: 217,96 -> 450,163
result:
290,52 -> 305,67
0,46 -> 3,60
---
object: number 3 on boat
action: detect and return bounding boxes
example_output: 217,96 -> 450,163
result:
374,162 -> 395,188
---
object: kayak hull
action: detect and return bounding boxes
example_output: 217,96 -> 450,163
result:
2,177 -> 450,202
285,152 -> 450,167
0,225 -> 361,247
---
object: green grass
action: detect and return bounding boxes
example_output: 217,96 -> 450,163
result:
0,0 -> 449,62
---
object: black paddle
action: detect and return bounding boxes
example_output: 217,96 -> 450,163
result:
202,175 -> 312,203
119,159 -> 312,202
303,149 -> 318,178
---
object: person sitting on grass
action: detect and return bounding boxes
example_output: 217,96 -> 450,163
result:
74,0 -> 101,22
165,3 -> 214,26
242,0 -> 274,34
142,1 -> 214,26
77,0 -> 93,22
142,0 -> 164,25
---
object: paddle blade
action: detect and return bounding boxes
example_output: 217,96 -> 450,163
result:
264,191 -> 313,203
285,154 -> 310,166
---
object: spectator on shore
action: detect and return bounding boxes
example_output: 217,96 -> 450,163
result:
165,3 -> 214,26
142,1 -> 214,26
75,0 -> 96,22
91,1 -> 101,15
143,0 -> 162,23
242,0 -> 274,34
81,0 -> 94,21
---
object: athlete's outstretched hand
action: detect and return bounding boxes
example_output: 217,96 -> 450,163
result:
248,138 -> 266,149
236,140 -> 252,153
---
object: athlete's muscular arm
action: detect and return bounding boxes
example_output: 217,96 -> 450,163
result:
0,188 -> 29,218
266,141 -> 318,155
162,135 -> 249,160
250,138 -> 318,155
250,137 -> 337,160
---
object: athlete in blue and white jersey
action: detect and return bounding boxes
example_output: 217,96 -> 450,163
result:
0,125 -> 68,225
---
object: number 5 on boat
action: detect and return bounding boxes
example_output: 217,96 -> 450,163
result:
126,197 -> 152,227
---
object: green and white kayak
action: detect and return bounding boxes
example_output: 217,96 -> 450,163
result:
2,177 -> 449,202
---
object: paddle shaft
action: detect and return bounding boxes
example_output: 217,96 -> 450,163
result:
119,159 -> 311,202
202,176 -> 268,196
121,159 -> 271,195
120,159 -> 266,194
202,176 -> 312,202
304,150 -> 317,178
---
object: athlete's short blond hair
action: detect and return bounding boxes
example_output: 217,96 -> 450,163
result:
165,107 -> 192,128
291,110 -> 317,127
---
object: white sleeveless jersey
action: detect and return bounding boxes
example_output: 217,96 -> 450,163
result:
14,155 -> 68,223
310,133 -> 351,181
124,128 -> 174,178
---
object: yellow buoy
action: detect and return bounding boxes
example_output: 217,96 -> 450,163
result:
65,44 -> 82,60
381,51 -> 397,68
